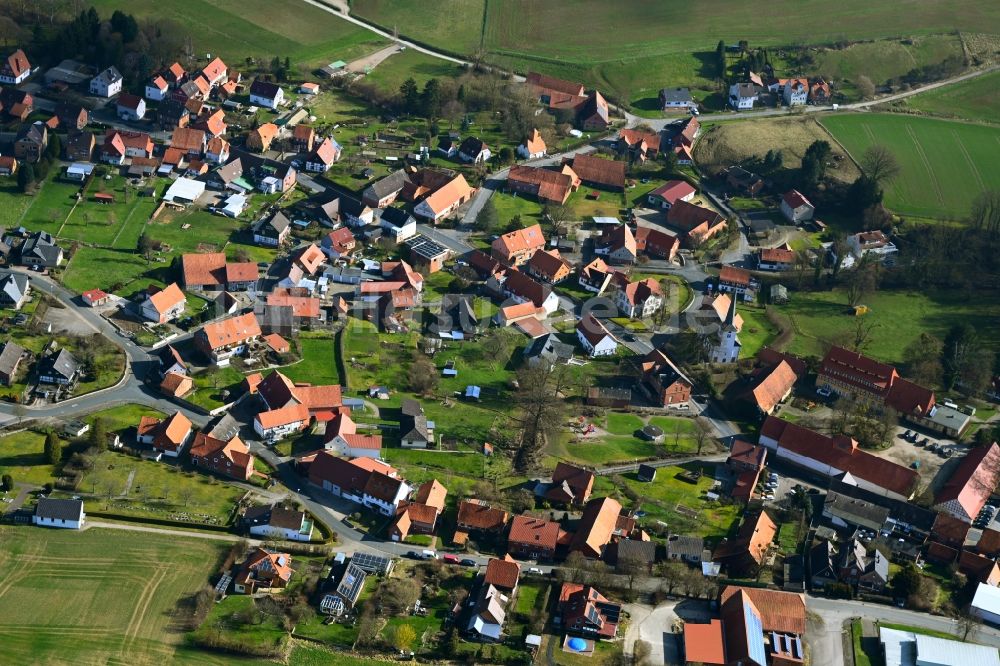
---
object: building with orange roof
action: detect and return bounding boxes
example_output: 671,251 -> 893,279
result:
456,499 -> 510,534
180,252 -> 258,291
140,282 -> 185,324
151,411 -> 193,456
190,432 -> 254,481
617,128 -> 661,162
491,223 -> 547,267
263,333 -> 290,355
242,372 -> 264,395
547,463 -> 595,506
596,224 -> 637,264
557,582 -> 622,639
256,369 -> 343,416
136,415 -> 161,444
306,137 -> 341,172
390,479 -> 448,542
484,555 -> 521,592
934,442 -> 1000,523
506,165 -> 578,205
718,585 -> 807,635
194,109 -> 227,138
569,153 -> 625,190
323,412 -> 382,459
194,312 -> 261,364
205,136 -> 230,164
526,248 -> 572,284
616,278 -> 662,319
159,371 -> 193,399
682,619 -> 726,665
247,122 -> 279,152
571,497 -> 624,559
713,511 -> 777,575
266,288 -> 321,322
743,359 -> 798,415
170,127 -> 206,155
201,57 -> 228,87
578,257 -> 623,295
254,403 -> 310,442
717,265 -> 757,301
507,515 -> 569,561
233,547 -> 292,594
0,48 -> 31,85
413,173 -> 474,223
518,128 -> 547,159
668,200 -> 727,245
292,243 -> 325,275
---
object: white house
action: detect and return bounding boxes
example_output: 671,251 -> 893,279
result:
577,315 -> 618,357
847,230 -> 898,260
616,279 -> 662,319
517,129 -> 547,159
0,49 -> 31,85
249,79 -> 284,110
33,498 -> 84,530
145,75 -> 169,101
90,66 -> 123,97
246,504 -> 314,542
305,138 -> 341,173
706,295 -> 742,364
728,82 -> 758,110
254,404 -> 310,442
458,137 -> 491,164
783,79 -> 809,106
140,283 -> 186,324
116,93 -> 146,121
324,414 -> 382,459
379,208 -> 417,243
780,190 -> 815,223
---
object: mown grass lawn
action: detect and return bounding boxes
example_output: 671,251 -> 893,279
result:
279,332 -> 341,385
737,304 -> 780,358
616,462 -> 741,541
192,594 -> 289,654
776,287 -> 1000,365
62,246 -> 154,293
0,431 -> 59,486
86,404 -> 167,433
188,365 -> 247,411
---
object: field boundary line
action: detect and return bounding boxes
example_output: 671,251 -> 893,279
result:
952,130 -> 987,192
121,565 -> 169,657
904,123 -> 945,205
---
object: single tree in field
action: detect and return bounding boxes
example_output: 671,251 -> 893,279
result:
859,145 -> 901,186
88,418 -> 108,452
44,432 -> 62,465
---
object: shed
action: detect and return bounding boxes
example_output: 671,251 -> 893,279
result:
66,163 -> 94,181
637,464 -> 657,482
593,216 -> 620,226
442,360 -> 458,377
93,192 -> 114,204
465,385 -> 481,400
770,284 -> 788,304
639,424 -> 664,442
163,177 -> 206,205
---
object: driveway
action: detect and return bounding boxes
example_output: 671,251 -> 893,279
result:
347,44 -> 403,73
625,602 -> 679,665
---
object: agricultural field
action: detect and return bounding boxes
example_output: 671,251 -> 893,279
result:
354,0 -> 1000,106
822,113 -> 1000,220
0,526 -> 248,666
901,69 -> 1000,123
363,49 -> 467,94
694,116 -> 860,183
87,0 -> 389,68
775,287 -> 1000,365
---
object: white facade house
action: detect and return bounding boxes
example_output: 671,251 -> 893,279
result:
380,212 -> 416,242
249,79 -> 284,109
245,505 -> 314,542
729,83 -> 758,110
577,316 -> 618,357
780,190 -> 815,223
363,480 -> 412,517
847,230 -> 898,260
972,583 -> 1000,627
90,66 -> 123,97
254,405 -> 309,442
145,76 -> 169,101
33,498 -> 85,530
783,79 -> 808,106
618,290 -> 662,319
116,95 -> 146,121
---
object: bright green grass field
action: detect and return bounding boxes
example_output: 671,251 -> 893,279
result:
821,113 -> 1000,220
355,0 -> 1000,105
0,526 -> 252,666
903,70 -> 1000,123
363,49 -> 466,94
278,332 -> 341,386
87,0 -> 389,67
777,287 -> 1000,365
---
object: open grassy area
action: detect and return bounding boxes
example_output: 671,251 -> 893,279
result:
776,287 -> 1000,365
902,69 -> 1000,123
695,116 -> 861,182
821,113 -> 1000,220
363,49 -> 467,93
617,462 -> 741,541
814,35 -> 963,89
279,332 -> 341,385
188,365 -> 248,412
0,431 -> 60,486
88,0 -> 389,68
738,304 -> 781,358
0,526 -> 244,666
79,450 -> 244,524
355,0 -> 1000,107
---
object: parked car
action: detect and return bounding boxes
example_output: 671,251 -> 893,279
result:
442,554 -> 460,564
528,567 -> 543,575
460,558 -> 477,567
903,430 -> 913,440
817,386 -> 832,398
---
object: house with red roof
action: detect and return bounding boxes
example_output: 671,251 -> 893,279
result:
517,129 -> 547,159
780,189 -> 815,223
667,200 -> 727,245
256,369 -> 342,417
507,515 -> 570,560
136,411 -> 193,457
713,510 -> 777,574
557,583 -> 622,639
201,57 -> 228,87
194,312 -> 261,364
159,372 -> 193,399
307,453 -> 411,516
934,443 -> 1000,523
526,248 -> 572,284
616,278 -> 662,319
634,226 -> 679,261
759,416 -> 919,501
306,137 -> 341,172
81,289 -> 110,307
817,346 -> 937,422
254,403 -> 310,442
233,548 -> 292,594
578,257 -> 624,295
757,245 -> 796,271
491,224 -> 546,267
456,499 -> 510,537
571,497 -> 625,559
506,164 -> 579,205
717,265 -> 757,301
617,128 -> 661,162
639,349 -> 692,408
190,432 -> 254,481
740,359 -> 798,416
145,74 -> 169,101
0,49 -> 31,85
323,412 -> 382,459
595,224 -> 637,264
321,227 -> 356,260
547,462 -> 596,506
180,252 -> 258,291
116,93 -> 146,121
390,479 -> 447,542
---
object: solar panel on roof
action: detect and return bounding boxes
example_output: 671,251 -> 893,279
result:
351,552 -> 393,574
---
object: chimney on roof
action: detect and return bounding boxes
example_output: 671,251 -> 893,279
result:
833,436 -> 858,453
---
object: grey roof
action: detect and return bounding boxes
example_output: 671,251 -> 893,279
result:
524,333 -> 574,364
35,498 -> 84,521
257,211 -> 291,236
0,340 -> 25,376
659,87 -> 693,103
15,121 -> 46,145
809,540 -> 837,580
666,534 -> 704,558
733,83 -> 758,98
40,348 -> 78,380
823,491 -> 890,531
612,538 -> 658,567
93,66 -> 122,85
749,218 -> 775,233
401,399 -> 424,417
338,196 -> 371,219
0,272 -> 28,303
335,563 -> 368,604
363,169 -> 410,201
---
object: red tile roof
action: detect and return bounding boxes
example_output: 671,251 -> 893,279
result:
266,289 -> 321,318
935,442 -> 1000,521
649,179 -> 696,204
750,360 -> 798,413
526,248 -> 570,281
719,265 -> 752,287
571,497 -> 622,558
148,282 -> 185,316
492,223 -> 546,261
198,312 -> 261,350
457,499 -> 509,531
576,314 -> 615,348
683,620 -> 726,665
782,189 -> 813,209
719,586 -> 806,634
483,555 -> 520,590
508,515 -> 565,552
668,199 -> 724,231
759,246 -> 796,264
256,403 -> 309,430
760,416 -> 918,498
570,154 -> 626,189
263,333 -> 290,354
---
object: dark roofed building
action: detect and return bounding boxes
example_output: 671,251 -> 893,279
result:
38,348 -> 78,385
